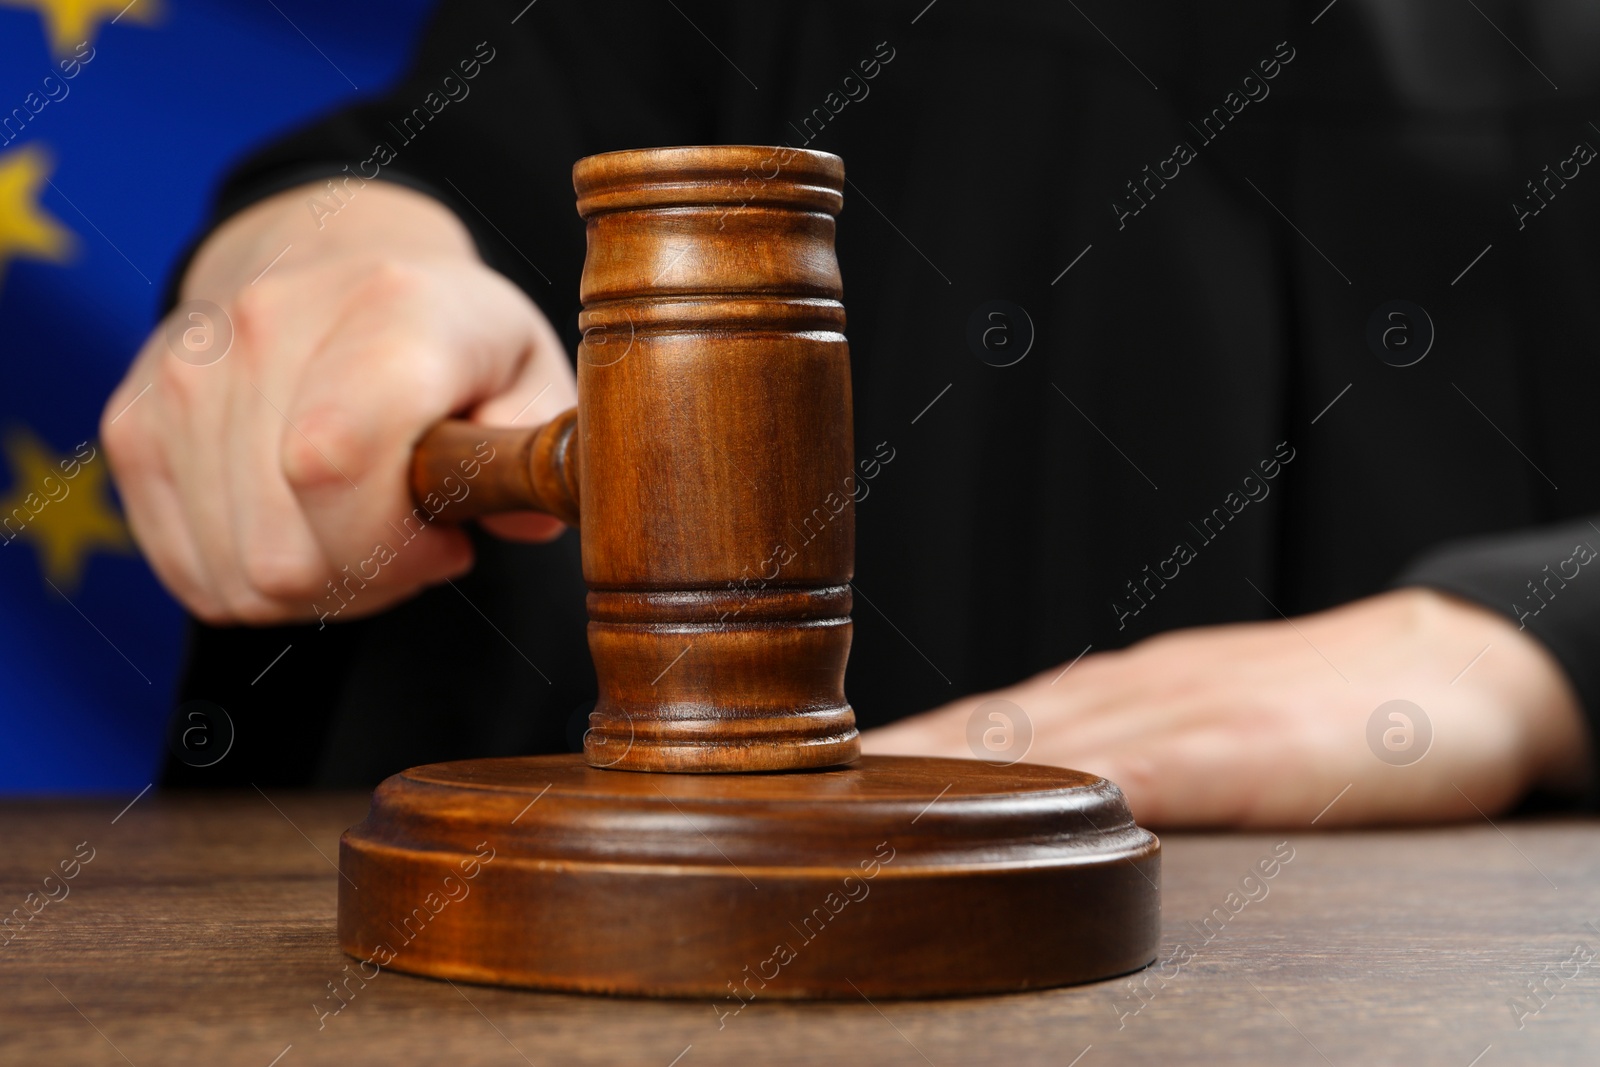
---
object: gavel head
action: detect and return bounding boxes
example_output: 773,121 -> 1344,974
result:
570,146 -> 857,773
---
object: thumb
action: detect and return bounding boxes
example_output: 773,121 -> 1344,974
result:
470,289 -> 577,543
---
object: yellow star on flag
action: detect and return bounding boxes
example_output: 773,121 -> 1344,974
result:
0,426 -> 131,591
0,0 -> 161,54
0,145 -> 75,289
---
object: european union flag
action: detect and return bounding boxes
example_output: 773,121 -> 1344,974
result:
0,0 -> 436,791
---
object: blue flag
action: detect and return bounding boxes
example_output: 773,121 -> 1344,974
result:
0,0 -> 436,792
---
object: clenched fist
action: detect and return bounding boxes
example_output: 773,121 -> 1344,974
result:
102,181 -> 575,624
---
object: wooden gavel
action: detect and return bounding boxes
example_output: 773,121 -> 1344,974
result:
341,146 -> 1159,999
408,145 -> 857,774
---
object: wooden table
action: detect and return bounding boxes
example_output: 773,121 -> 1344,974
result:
3,794 -> 1596,1065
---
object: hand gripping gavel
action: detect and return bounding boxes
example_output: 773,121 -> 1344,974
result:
340,146 -> 1159,999
410,145 -> 857,774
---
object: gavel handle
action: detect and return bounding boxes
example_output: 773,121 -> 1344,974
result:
409,407 -> 580,526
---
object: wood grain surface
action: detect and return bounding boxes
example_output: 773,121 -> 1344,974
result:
3,795 -> 1597,1065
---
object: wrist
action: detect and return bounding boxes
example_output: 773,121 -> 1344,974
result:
1413,587 -> 1594,796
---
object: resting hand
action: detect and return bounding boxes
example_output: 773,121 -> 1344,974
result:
861,588 -> 1592,827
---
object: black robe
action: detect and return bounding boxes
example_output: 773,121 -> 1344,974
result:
163,0 -> 1600,796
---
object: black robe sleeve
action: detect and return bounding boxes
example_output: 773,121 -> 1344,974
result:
1397,516 -> 1600,801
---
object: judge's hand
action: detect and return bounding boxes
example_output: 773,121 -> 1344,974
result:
102,181 -> 575,625
860,588 -> 1593,827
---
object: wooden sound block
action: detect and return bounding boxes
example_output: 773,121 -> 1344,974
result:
337,755 -> 1160,999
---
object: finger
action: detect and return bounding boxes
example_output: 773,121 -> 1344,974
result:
471,289 -> 576,426
136,323 -> 264,619
1080,722 -> 1343,829
1073,732 -> 1258,828
281,262 -> 535,591
472,290 -> 576,543
221,259 -> 471,622
479,512 -> 567,542
101,368 -> 226,621
858,701 -> 977,758
224,276 -> 351,620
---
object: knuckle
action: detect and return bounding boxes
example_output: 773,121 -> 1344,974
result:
220,590 -> 288,626
142,550 -> 218,622
102,389 -> 170,488
150,342 -> 202,409
99,394 -> 142,474
279,408 -> 364,493
350,259 -> 431,310
1103,754 -> 1159,807
239,543 -> 327,603
188,593 -> 239,626
228,281 -> 284,353
146,550 -> 233,625
396,345 -> 459,412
